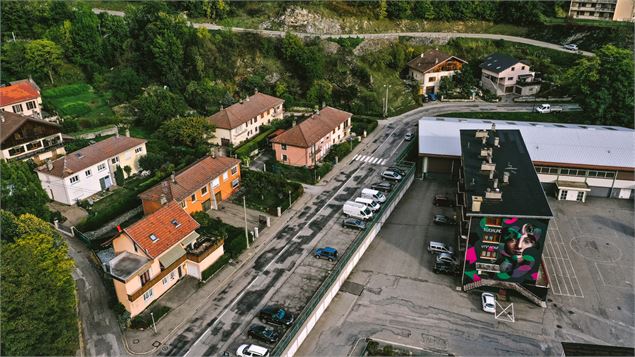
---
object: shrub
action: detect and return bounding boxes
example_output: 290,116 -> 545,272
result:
76,193 -> 140,232
60,102 -> 92,117
351,116 -> 379,136
201,254 -> 231,281
130,304 -> 170,329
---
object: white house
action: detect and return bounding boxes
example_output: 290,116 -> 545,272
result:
407,49 -> 468,95
36,134 -> 147,205
479,53 -> 541,96
0,79 -> 43,118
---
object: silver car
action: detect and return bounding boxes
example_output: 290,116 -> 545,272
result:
435,252 -> 458,266
381,170 -> 402,181
563,43 -> 578,51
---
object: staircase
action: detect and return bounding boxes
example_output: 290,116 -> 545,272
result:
463,279 -> 547,307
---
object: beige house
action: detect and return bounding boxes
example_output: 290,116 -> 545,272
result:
106,201 -> 225,317
569,0 -> 634,21
208,91 -> 284,146
1,111 -> 65,162
407,50 -> 468,95
0,79 -> 43,118
479,53 -> 541,96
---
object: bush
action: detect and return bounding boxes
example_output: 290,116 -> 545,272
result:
76,192 -> 140,232
234,127 -> 276,160
60,102 -> 91,116
237,169 -> 304,211
351,116 -> 379,136
130,304 -> 170,329
201,254 -> 231,281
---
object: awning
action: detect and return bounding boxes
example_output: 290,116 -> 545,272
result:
556,180 -> 591,192
180,231 -> 200,248
158,245 -> 186,268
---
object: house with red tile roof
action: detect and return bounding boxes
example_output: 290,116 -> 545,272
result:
271,107 -> 352,167
0,79 -> 43,118
208,91 -> 284,146
139,156 -> 241,215
105,201 -> 225,317
1,111 -> 66,162
407,49 -> 467,95
36,133 -> 147,205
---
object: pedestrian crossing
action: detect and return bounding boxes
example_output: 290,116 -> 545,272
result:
352,154 -> 387,165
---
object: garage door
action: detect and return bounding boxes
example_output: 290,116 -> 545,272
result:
589,186 -> 610,198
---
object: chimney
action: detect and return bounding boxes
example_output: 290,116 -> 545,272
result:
503,171 -> 510,184
161,180 -> 172,201
491,123 -> 496,132
171,172 -> 176,183
245,96 -> 250,102
493,178 -> 499,189
472,196 -> 483,212
292,119 -> 297,127
115,129 -> 120,138
1,115 -> 4,123
220,105 -> 224,110
494,137 -> 500,147
489,170 -> 494,180
160,194 -> 167,205
481,136 -> 487,145
46,160 -> 53,171
125,128 -> 130,137
435,57 -> 438,64
240,99 -> 244,104
420,53 -> 424,58
254,88 -> 258,94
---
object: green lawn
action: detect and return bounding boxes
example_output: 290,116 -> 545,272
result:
439,111 -> 591,125
42,83 -> 116,131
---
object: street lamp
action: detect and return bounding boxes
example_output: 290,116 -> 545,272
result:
150,312 -> 157,334
243,196 -> 249,249
383,84 -> 392,117
288,190 -> 292,208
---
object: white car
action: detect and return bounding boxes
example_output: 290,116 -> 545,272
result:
404,132 -> 414,141
563,43 -> 578,51
381,170 -> 402,181
481,292 -> 496,314
237,344 -> 270,357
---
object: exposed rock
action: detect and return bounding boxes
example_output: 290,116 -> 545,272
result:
322,41 -> 340,55
265,7 -> 342,35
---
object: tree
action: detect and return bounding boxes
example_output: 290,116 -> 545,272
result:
386,1 -> 412,19
106,67 -> 145,103
1,41 -> 28,81
133,86 -> 188,129
412,0 -> 435,20
1,212 -> 78,355
438,76 -> 456,97
306,80 -> 333,106
114,165 -> 125,185
139,152 -> 165,172
184,79 -> 229,115
123,165 -> 132,178
0,161 -> 51,221
377,0 -> 387,19
66,5 -> 103,74
155,115 -> 215,150
24,39 -> 64,84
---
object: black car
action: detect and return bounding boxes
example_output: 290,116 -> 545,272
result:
433,214 -> 456,225
343,218 -> 366,230
387,167 -> 406,177
371,181 -> 393,192
259,306 -> 294,327
433,194 -> 454,207
248,324 -> 280,344
433,261 -> 459,276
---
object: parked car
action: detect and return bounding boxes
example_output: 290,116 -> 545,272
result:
259,306 -> 294,327
481,292 -> 496,314
563,43 -> 578,51
371,182 -> 393,192
428,241 -> 454,255
362,188 -> 387,203
248,325 -> 280,344
428,93 -> 438,101
435,252 -> 458,266
433,214 -> 456,225
343,217 -> 366,230
381,170 -> 402,181
404,132 -> 414,141
343,200 -> 373,220
237,344 -> 270,357
534,103 -> 563,113
387,166 -> 406,177
433,194 -> 454,207
355,197 -> 380,212
314,247 -> 338,261
433,261 -> 459,276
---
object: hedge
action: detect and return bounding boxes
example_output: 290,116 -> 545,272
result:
76,193 -> 141,232
201,254 -> 231,281
130,304 -> 170,329
235,127 -> 276,160
43,83 -> 92,98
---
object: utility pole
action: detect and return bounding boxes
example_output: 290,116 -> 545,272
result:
384,85 -> 391,117
151,312 -> 157,334
243,196 -> 249,249
288,190 -> 292,208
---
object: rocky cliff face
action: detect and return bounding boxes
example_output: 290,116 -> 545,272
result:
260,7 -> 342,35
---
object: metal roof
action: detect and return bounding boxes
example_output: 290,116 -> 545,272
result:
418,117 -> 635,170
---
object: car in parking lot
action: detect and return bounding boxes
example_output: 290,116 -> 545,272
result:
342,217 -> 366,230
387,166 -> 406,177
433,214 -> 456,225
371,182 -> 393,192
259,306 -> 294,327
381,170 -> 402,181
404,132 -> 414,141
433,194 -> 454,207
428,241 -> 454,255
481,292 -> 496,313
247,325 -> 280,344
433,261 -> 459,276
563,43 -> 578,51
435,252 -> 458,266
237,344 -> 270,357
314,247 -> 338,261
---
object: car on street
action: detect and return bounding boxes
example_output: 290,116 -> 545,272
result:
435,252 -> 458,266
387,166 -> 406,176
534,103 -> 563,113
314,247 -> 338,261
433,194 -> 454,207
237,344 -> 270,357
381,170 -> 402,181
433,261 -> 459,276
371,182 -> 393,192
563,43 -> 578,51
433,214 -> 456,225
404,132 -> 414,141
247,325 -> 280,344
259,306 -> 294,327
343,217 -> 366,230
481,292 -> 496,314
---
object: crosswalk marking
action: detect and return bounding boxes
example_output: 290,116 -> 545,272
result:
352,155 -> 387,166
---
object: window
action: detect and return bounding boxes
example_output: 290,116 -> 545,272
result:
191,193 -> 197,202
12,104 -> 23,113
511,67 -> 515,71
111,156 -> 119,164
231,178 -> 240,188
507,77 -> 513,80
559,190 -> 568,200
97,163 -> 106,172
201,186 -> 208,196
281,144 -> 287,150
69,175 -> 79,184
482,233 -> 501,243
282,154 -> 288,162
171,219 -> 181,228
548,167 -> 558,174
485,217 -> 502,227
480,249 -> 497,260
521,66 -> 525,70
223,172 -> 228,180
212,177 -> 220,188
140,270 -> 151,286
231,166 -> 238,175
180,201 -> 186,208
26,101 -> 36,110
576,191 -> 585,202
170,271 -> 175,280
143,288 -> 153,301
162,277 -> 169,285
429,76 -> 436,82
85,170 -> 92,177
135,147 -> 143,154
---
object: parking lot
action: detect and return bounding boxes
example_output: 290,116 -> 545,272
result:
296,178 -> 635,356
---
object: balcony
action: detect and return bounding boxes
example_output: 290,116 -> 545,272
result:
7,140 -> 65,161
185,236 -> 224,263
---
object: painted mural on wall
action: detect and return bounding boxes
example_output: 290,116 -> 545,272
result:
463,217 -> 548,284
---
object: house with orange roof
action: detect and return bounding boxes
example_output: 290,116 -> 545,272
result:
105,201 -> 225,317
36,133 -> 147,205
271,107 -> 352,167
0,79 -> 43,118
139,156 -> 241,215
407,49 -> 468,95
208,90 -> 284,146
1,111 -> 66,162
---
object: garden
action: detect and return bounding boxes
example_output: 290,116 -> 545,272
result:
231,169 -> 304,214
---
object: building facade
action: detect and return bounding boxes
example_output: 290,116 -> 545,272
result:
569,0 -> 634,21
407,49 -> 467,95
208,91 -> 284,146
479,53 -> 541,96
0,79 -> 43,118
36,134 -> 147,205
105,201 -> 225,317
1,112 -> 65,162
271,107 -> 352,167
139,156 -> 241,215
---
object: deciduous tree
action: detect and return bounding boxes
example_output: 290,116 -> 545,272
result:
133,85 -> 188,129
0,161 -> 51,221
24,39 -> 63,84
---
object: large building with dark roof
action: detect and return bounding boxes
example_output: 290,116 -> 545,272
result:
479,53 -> 541,96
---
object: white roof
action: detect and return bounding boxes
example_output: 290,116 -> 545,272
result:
418,117 -> 635,169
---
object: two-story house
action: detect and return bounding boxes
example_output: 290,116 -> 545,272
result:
271,107 -> 352,167
139,156 -> 241,215
479,53 -> 541,96
105,201 -> 225,317
208,91 -> 284,146
36,134 -> 147,205
1,112 -> 65,162
407,49 -> 468,95
0,79 -> 43,118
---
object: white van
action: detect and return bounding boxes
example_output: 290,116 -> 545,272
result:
355,197 -> 380,212
427,241 -> 455,255
361,188 -> 386,203
343,201 -> 373,220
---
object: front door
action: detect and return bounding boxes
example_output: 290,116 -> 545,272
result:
177,266 -> 182,278
202,199 -> 211,211
99,176 -> 112,191
215,191 -> 222,205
